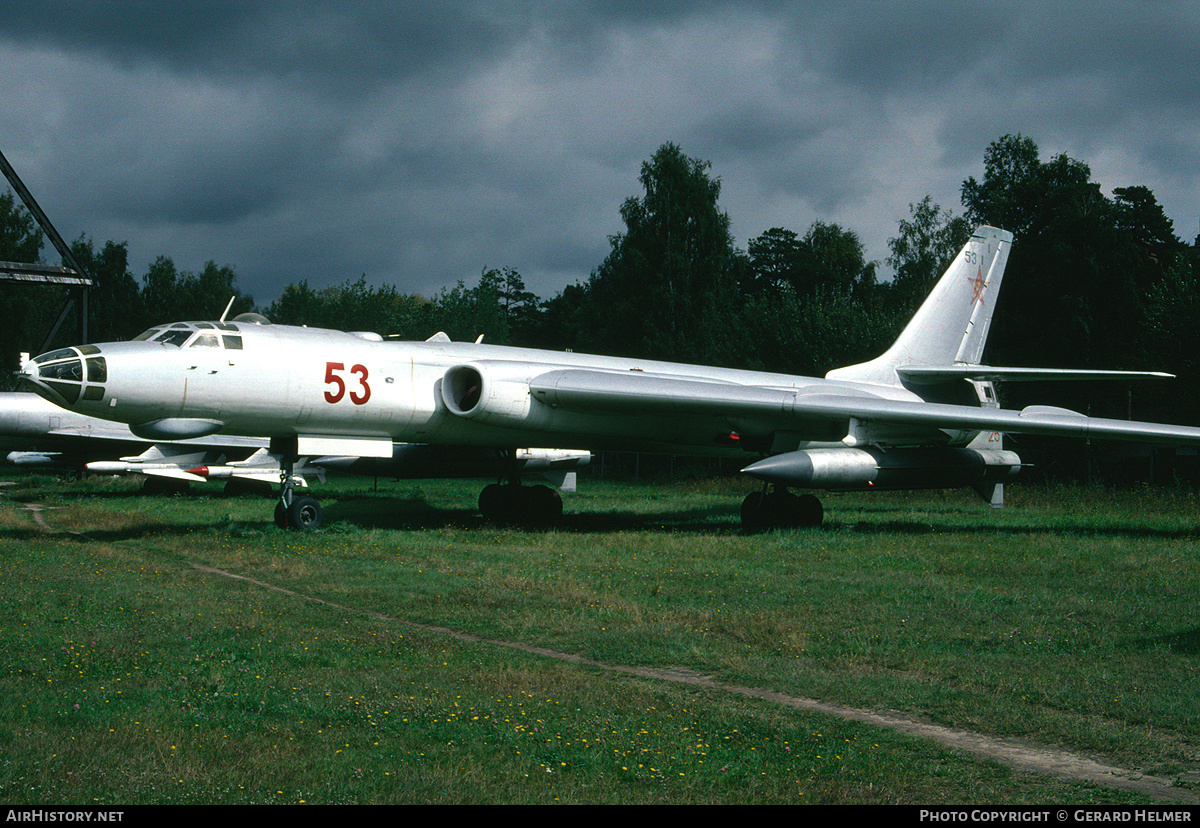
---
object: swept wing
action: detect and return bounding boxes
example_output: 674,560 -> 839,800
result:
528,367 -> 1200,447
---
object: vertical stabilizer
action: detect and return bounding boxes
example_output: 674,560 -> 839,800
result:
826,225 -> 1013,386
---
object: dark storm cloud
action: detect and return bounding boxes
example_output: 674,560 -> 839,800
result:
1,2 -> 1197,306
0,1 -> 516,88
794,1 -> 1200,173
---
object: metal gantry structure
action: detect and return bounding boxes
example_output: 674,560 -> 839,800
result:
0,148 -> 93,349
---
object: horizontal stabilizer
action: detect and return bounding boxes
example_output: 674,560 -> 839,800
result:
897,365 -> 1174,384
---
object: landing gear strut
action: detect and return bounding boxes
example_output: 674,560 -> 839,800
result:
478,450 -> 563,527
741,485 -> 823,531
274,453 -> 323,530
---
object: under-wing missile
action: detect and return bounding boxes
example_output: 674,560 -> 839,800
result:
183,460 -> 324,484
86,449 -> 212,478
85,460 -> 202,479
85,447 -> 320,485
742,446 -> 1022,491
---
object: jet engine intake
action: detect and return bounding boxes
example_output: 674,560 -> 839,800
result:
743,446 -> 1021,491
441,363 -> 535,427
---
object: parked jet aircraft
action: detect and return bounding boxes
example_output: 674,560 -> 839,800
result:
18,226 -> 1199,530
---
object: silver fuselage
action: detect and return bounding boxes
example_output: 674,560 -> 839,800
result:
19,321 -> 929,458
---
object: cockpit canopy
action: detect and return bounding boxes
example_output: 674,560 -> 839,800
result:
133,322 -> 244,350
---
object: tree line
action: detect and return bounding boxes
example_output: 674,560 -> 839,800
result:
5,134 -> 1200,479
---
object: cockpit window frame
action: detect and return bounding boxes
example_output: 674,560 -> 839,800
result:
33,348 -> 77,364
153,330 -> 193,347
85,356 -> 107,382
134,321 -> 251,347
39,359 -> 84,382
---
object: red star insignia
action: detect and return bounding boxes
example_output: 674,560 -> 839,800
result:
969,266 -> 986,305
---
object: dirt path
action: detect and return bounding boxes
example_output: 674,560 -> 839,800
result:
22,503 -> 1199,803
187,558 -> 1199,803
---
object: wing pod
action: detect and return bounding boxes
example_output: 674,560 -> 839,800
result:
743,447 -> 1022,491
130,418 -> 225,440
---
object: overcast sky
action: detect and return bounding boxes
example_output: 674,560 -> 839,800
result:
2,1 -> 1197,307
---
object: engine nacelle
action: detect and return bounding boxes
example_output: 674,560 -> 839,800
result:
742,446 -> 1022,491
441,362 -> 536,428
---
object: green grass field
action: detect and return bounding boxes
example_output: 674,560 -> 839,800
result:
1,470 -> 1197,804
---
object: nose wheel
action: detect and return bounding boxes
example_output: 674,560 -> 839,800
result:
274,495 -> 323,530
274,453 -> 323,530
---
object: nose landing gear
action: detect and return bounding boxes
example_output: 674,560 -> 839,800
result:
274,453 -> 323,530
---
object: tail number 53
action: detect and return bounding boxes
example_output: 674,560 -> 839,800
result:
324,362 -> 371,405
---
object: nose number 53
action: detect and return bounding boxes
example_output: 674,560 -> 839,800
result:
324,362 -> 371,405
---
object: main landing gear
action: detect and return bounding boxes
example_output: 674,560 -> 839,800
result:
478,451 -> 563,527
274,454 -> 323,530
478,482 -> 563,526
741,485 -> 823,531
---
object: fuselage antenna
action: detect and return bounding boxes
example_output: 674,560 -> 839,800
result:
219,296 -> 236,322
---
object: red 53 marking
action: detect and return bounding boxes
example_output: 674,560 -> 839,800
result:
324,362 -> 371,405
